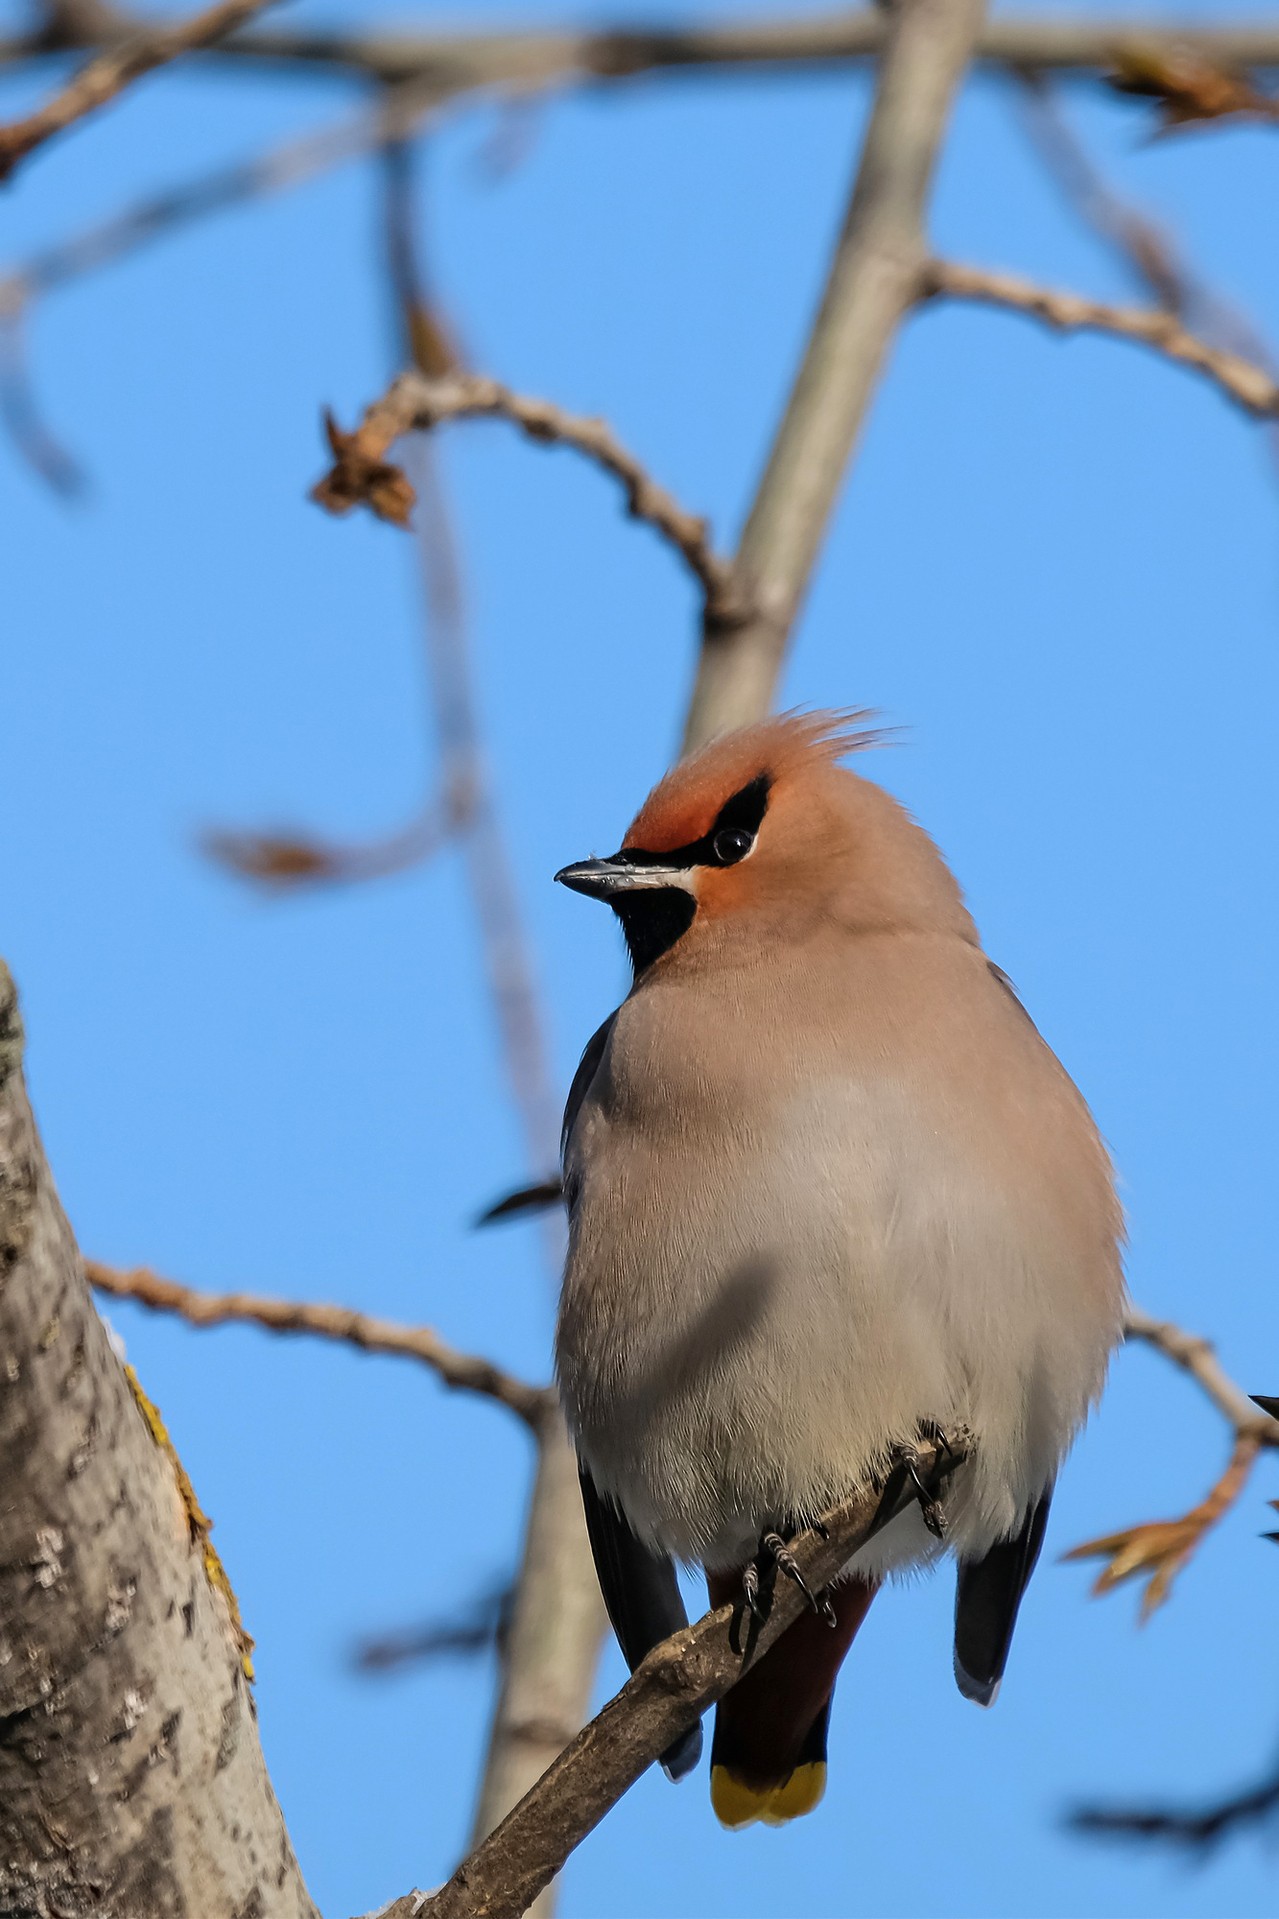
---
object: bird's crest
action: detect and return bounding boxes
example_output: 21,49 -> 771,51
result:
625,709 -> 884,854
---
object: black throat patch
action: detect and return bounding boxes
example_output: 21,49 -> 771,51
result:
613,889 -> 698,976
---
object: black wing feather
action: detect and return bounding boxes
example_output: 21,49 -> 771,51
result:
578,1462 -> 702,1780
561,1014 -> 616,1167
954,1488 -> 1053,1707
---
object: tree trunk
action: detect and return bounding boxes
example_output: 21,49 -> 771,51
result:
0,961 -> 316,1919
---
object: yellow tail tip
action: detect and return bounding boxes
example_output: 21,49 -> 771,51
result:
711,1762 -> 827,1831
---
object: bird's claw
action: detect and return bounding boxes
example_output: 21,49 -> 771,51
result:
893,1442 -> 947,1539
762,1531 -> 837,1628
740,1558 -> 764,1620
917,1418 -> 955,1459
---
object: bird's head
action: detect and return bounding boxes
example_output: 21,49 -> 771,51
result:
555,710 -> 976,977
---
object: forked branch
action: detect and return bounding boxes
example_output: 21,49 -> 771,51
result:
0,0 -> 279,181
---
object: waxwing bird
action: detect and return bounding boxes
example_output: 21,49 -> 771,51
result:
554,712 -> 1125,1828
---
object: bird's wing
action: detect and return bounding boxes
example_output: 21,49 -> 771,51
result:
986,959 -> 1041,1033
578,1464 -> 702,1780
476,1014 -> 618,1226
953,1487 -> 1053,1706
560,1012 -> 616,1169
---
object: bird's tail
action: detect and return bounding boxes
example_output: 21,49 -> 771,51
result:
706,1569 -> 877,1830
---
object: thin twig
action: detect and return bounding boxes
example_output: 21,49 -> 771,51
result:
921,261 -> 1279,418
8,13 -> 1279,89
313,370 -> 747,624
87,1261 -> 551,1429
0,86 -> 440,324
1072,1750 -> 1279,1849
1011,70 -> 1194,314
680,0 -> 989,749
201,798 -> 466,889
353,1581 -> 512,1674
374,1436 -> 966,1919
1009,71 -> 1279,390
1124,1306 -> 1279,1444
0,0 -> 280,181
0,312 -> 84,494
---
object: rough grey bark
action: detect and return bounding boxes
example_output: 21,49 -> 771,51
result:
0,961 -> 316,1919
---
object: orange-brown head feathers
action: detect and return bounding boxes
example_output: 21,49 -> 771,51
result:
555,709 -> 977,975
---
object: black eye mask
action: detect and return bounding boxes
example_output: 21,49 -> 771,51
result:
619,774 -> 772,874
615,775 -> 772,974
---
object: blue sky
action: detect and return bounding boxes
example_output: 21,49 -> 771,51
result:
4,2 -> 1278,1914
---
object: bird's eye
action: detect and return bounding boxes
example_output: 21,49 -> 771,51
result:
711,827 -> 754,866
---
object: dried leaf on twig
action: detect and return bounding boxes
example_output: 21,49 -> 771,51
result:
1064,1433 -> 1264,1619
202,831 -> 340,885
1108,44 -> 1279,134
201,802 -> 461,892
311,408 -> 416,528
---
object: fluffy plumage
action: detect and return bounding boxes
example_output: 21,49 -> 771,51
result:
555,711 -> 1125,1825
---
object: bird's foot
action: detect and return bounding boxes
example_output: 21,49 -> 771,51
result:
762,1531 -> 837,1627
892,1442 -> 947,1539
740,1557 -> 765,1621
917,1417 -> 956,1459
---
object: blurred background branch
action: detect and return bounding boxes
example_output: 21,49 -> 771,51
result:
8,9 -> 1279,90
0,0 -> 276,178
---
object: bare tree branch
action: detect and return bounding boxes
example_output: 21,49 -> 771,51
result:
681,0 -> 989,749
7,12 -> 1279,90
371,1435 -> 966,1919
87,1261 -> 552,1429
921,260 -> 1279,417
0,0 -> 280,181
0,964 -> 319,1917
313,370 -> 747,624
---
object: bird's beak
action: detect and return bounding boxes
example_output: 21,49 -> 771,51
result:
554,855 -> 691,901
